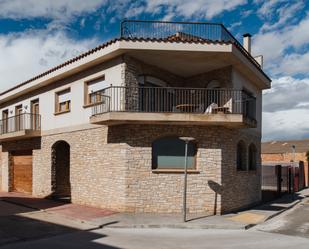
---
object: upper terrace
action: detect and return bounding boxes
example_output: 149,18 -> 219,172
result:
0,20 -> 270,104
120,20 -> 260,68
0,20 -> 271,134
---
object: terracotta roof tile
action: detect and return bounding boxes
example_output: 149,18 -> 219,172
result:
0,36 -> 270,96
262,139 -> 309,154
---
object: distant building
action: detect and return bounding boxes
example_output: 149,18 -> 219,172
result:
262,139 -> 309,187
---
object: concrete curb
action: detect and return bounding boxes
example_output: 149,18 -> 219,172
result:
104,223 -> 249,230
100,199 -> 303,230
264,199 -> 301,222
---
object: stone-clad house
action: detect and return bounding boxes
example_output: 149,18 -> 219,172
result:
0,21 -> 271,215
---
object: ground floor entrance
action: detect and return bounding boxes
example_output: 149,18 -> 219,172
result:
11,150 -> 33,194
51,141 -> 71,202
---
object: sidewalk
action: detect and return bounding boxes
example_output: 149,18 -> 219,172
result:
0,189 -> 307,230
0,191 -> 116,230
87,189 -> 309,230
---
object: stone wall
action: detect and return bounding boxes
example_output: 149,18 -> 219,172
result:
221,130 -> 261,213
0,124 -> 261,214
0,126 -> 129,211
185,66 -> 232,88
123,55 -> 184,88
123,55 -> 232,88
108,124 -> 261,214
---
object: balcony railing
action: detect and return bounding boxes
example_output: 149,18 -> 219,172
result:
120,20 -> 260,69
121,20 -> 236,43
91,86 -> 256,122
0,113 -> 41,135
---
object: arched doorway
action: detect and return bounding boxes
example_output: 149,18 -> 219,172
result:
51,140 -> 71,202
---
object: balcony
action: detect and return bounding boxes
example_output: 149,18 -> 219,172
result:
0,113 -> 41,141
90,86 -> 257,128
121,20 -> 235,42
120,20 -> 261,69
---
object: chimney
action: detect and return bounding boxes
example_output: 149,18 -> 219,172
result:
254,55 -> 263,68
243,33 -> 251,54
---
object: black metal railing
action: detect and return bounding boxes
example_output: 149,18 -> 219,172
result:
91,86 -> 256,122
121,20 -> 235,43
120,20 -> 261,68
0,113 -> 41,135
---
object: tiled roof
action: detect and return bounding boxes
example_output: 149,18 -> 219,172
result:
262,139 -> 309,154
0,36 -> 270,96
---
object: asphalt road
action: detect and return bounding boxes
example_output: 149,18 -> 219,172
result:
255,198 -> 309,239
0,199 -> 309,248
1,228 -> 309,249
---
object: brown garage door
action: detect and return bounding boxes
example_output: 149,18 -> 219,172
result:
12,151 -> 32,193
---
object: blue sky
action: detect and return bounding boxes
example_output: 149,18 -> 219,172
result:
0,0 -> 309,141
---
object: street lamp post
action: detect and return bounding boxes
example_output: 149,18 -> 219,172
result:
179,137 -> 195,222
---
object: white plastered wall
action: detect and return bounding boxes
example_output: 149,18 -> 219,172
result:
232,67 -> 262,133
0,59 -> 124,131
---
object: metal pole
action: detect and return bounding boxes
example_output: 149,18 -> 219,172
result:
292,145 -> 296,162
183,140 -> 188,222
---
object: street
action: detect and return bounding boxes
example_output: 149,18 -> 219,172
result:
254,198 -> 309,238
0,198 -> 309,248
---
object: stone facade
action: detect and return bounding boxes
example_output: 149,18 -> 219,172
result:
108,124 -> 261,214
123,55 -> 232,89
0,54 -> 262,214
0,124 -> 260,214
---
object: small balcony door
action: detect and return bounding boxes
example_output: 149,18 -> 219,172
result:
2,110 -> 8,134
15,105 -> 23,131
31,100 -> 40,130
138,76 -> 171,112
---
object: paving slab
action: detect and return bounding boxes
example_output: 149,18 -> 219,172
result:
0,189 -> 307,230
87,189 -> 308,230
0,192 -> 116,225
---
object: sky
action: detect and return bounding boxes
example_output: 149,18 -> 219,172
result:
0,0 -> 308,141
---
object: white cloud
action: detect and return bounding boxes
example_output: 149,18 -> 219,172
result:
263,109 -> 309,141
144,0 -> 247,19
277,53 -> 309,75
0,0 -> 107,20
260,1 -> 304,31
252,11 -> 309,76
0,30 -> 98,92
262,76 -> 309,140
256,0 -> 284,20
263,76 -> 309,112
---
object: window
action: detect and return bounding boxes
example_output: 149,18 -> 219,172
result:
237,140 -> 247,171
55,88 -> 71,114
31,99 -> 40,130
138,75 -> 169,87
248,143 -> 257,170
85,75 -> 107,105
15,105 -> 23,131
152,136 -> 197,170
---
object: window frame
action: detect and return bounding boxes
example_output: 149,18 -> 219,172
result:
2,109 -> 9,133
55,88 -> 71,115
84,75 -> 106,107
151,136 -> 198,171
